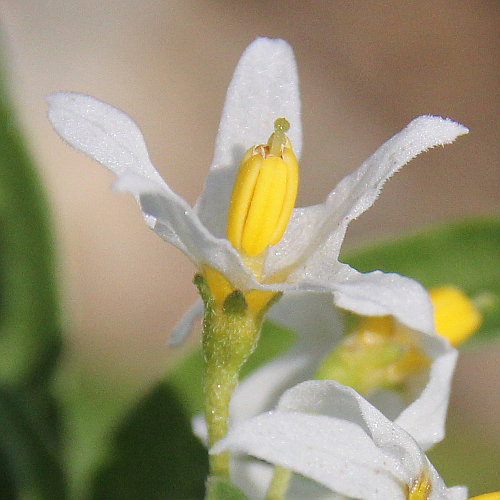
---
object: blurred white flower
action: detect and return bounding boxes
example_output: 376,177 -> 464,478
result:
191,294 -> 458,498
214,379 -> 468,500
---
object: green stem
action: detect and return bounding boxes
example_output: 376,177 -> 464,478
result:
204,359 -> 239,478
265,466 -> 292,500
195,276 -> 263,480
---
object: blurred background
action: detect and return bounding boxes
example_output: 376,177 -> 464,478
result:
1,0 -> 498,466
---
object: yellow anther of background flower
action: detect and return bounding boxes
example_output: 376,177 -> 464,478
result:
468,493 -> 500,500
429,286 -> 482,346
315,285 -> 483,395
227,118 -> 299,257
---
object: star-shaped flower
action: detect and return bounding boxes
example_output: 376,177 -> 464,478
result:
214,379 -> 469,500
47,37 -> 468,347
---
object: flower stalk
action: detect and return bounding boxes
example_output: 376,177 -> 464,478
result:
195,274 -> 279,480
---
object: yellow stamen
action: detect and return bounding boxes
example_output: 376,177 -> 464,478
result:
429,286 -> 482,346
227,118 -> 299,257
407,471 -> 432,500
357,315 -> 394,337
241,156 -> 288,256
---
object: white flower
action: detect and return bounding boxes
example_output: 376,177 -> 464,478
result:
214,379 -> 468,500
229,294 -> 458,450
190,294 -> 458,498
46,37 -> 468,346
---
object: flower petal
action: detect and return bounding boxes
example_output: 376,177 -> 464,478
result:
220,380 -> 461,499
276,380 -> 426,482
266,116 -> 468,279
47,92 -> 166,184
169,299 -> 203,345
230,458 -> 339,500
296,262 -> 435,334
229,292 -> 342,424
114,174 -> 255,290
195,37 -> 302,238
395,336 -> 458,449
213,410 -> 406,500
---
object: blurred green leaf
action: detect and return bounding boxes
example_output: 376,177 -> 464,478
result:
0,54 -> 61,385
0,51 -> 64,498
343,218 -> 500,346
0,385 -> 66,499
428,416 -> 500,496
84,322 -> 295,499
90,381 -> 208,500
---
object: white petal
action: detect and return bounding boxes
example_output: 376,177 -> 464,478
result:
267,116 -> 468,279
213,410 -> 406,500
277,380 -> 426,482
426,465 -> 467,500
114,174 -> 255,290
395,338 -> 458,449
296,263 -> 435,334
229,292 -> 342,424
47,92 -> 166,184
263,204 -> 324,279
169,299 -> 203,346
195,37 -> 302,238
441,486 -> 468,500
191,414 -> 208,446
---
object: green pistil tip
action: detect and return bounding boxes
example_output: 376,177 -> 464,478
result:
270,118 -> 290,156
274,117 -> 290,133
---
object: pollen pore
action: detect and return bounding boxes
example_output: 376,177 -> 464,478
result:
226,118 -> 298,258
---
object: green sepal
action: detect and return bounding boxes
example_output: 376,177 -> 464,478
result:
223,290 -> 248,315
194,273 -> 213,306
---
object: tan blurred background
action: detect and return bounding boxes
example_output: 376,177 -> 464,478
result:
1,0 -> 499,448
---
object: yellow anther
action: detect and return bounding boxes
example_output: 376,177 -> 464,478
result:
357,315 -> 394,337
429,286 -> 482,346
407,471 -> 432,500
469,493 -> 500,500
227,118 -> 299,257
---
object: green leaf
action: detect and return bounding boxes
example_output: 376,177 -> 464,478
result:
0,446 -> 16,499
0,385 -> 66,499
205,476 -> 247,500
0,52 -> 61,385
343,217 -> 500,345
90,381 -> 208,500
